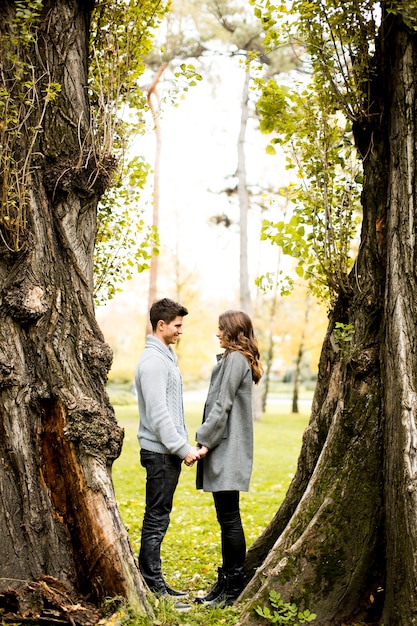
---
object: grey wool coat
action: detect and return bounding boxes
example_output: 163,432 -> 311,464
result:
196,350 -> 254,492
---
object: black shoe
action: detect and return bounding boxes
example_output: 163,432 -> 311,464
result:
148,580 -> 187,598
202,566 -> 244,607
153,588 -> 191,611
150,584 -> 167,596
194,567 -> 226,605
165,583 -> 188,598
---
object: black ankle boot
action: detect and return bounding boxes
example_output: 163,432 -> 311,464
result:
223,566 -> 245,605
202,566 -> 244,607
194,567 -> 226,604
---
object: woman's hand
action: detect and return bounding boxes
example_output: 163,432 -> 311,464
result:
196,444 -> 209,458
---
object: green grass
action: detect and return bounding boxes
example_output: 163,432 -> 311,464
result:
112,401 -> 309,625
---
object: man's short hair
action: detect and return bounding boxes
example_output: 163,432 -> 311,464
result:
149,298 -> 188,331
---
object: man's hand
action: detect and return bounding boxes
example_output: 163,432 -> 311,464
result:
183,446 -> 202,466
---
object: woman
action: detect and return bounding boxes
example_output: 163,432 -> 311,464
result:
194,310 -> 263,607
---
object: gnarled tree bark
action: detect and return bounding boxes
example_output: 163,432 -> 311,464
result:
239,10 -> 417,626
0,0 -> 149,619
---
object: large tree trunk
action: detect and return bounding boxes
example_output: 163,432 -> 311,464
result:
381,16 -> 417,625
0,1 -> 149,619
239,11 -> 417,626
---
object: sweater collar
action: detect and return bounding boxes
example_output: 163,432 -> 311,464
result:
146,334 -> 177,363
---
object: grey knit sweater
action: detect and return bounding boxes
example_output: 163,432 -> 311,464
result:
135,335 -> 192,459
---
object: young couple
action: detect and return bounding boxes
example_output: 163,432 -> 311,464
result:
134,298 -> 263,610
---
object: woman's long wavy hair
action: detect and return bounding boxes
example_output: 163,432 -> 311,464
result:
219,310 -> 263,384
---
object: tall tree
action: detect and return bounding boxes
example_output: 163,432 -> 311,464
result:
141,0 -> 206,330
183,0 -> 298,315
145,64 -> 166,334
0,0 -> 164,619
237,1 -> 417,625
291,292 -> 311,413
237,67 -> 253,314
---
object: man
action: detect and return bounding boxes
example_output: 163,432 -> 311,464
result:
135,298 -> 200,602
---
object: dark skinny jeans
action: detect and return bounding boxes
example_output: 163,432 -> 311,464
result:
139,450 -> 181,591
213,490 -> 246,571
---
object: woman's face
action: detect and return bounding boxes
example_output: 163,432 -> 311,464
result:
216,325 -> 227,348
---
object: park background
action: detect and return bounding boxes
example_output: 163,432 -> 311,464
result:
95,52 -> 329,404
96,50 -> 323,625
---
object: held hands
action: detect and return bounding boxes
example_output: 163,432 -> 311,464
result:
183,444 -> 209,467
197,444 -> 209,458
183,446 -> 201,467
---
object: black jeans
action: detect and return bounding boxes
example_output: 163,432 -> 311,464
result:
139,450 -> 182,591
213,490 -> 246,571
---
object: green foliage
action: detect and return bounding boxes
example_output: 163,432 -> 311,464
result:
89,1 -> 208,302
333,321 -> 355,355
387,1 -> 417,30
90,0 -> 167,140
250,0 -> 378,120
256,80 -> 289,136
248,0 -> 388,307
291,1 -> 376,120
255,270 -> 294,297
257,78 -> 361,305
89,1 -> 168,302
254,590 -> 316,625
115,596 -> 239,626
0,1 -> 165,295
94,156 -> 159,304
0,0 -> 44,252
10,0 -> 43,45
174,63 -> 203,89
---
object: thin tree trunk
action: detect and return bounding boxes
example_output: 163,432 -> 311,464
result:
0,1 -> 149,617
292,293 -> 311,413
261,329 -> 275,413
145,64 -> 166,335
237,67 -> 252,316
237,66 -> 263,420
260,264 -> 281,413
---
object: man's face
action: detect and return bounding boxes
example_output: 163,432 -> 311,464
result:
159,316 -> 184,347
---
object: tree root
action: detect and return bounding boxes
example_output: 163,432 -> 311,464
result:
0,576 -> 104,626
